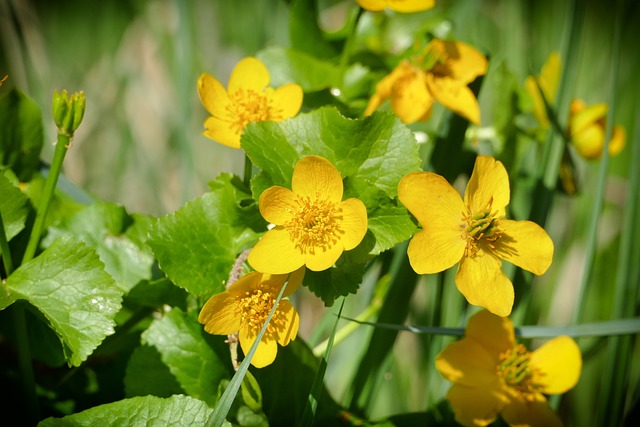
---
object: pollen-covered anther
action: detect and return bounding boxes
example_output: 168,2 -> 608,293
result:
497,344 -> 542,401
227,88 -> 283,134
236,289 -> 286,337
461,202 -> 503,256
284,195 -> 343,254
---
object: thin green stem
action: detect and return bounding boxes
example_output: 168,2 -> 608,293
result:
22,132 -> 71,264
338,8 -> 363,86
13,304 -> 40,423
0,209 -> 14,274
243,154 -> 253,189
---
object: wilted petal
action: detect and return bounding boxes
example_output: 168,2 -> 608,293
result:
494,219 -> 554,275
259,186 -> 296,225
530,336 -> 582,395
447,384 -> 505,427
456,251 -> 514,317
291,156 -> 344,203
228,57 -> 270,94
248,227 -> 305,274
464,156 -> 510,217
338,198 -> 368,251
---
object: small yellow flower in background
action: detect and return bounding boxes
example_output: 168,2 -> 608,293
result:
198,269 -> 304,368
197,57 -> 303,149
356,0 -> 435,13
364,39 -> 487,125
568,99 -> 625,160
398,156 -> 553,317
524,51 -> 561,128
248,156 -> 368,274
436,310 -> 582,427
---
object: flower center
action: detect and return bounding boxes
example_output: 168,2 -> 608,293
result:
236,288 -> 286,337
461,200 -> 502,256
284,195 -> 342,254
227,88 -> 282,135
497,344 -> 542,401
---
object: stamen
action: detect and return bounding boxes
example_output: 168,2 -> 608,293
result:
235,289 -> 286,337
461,199 -> 503,256
284,194 -> 343,254
227,88 -> 283,134
497,344 -> 542,401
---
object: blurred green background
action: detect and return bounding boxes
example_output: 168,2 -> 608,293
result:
2,0 -> 639,425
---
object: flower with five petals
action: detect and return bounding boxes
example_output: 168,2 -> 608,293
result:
356,0 -> 435,13
198,269 -> 303,368
248,156 -> 368,274
436,310 -> 582,427
364,39 -> 487,124
398,156 -> 554,316
197,57 -> 303,149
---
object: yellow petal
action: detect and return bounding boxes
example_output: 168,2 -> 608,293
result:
228,57 -> 270,94
291,156 -> 344,202
364,92 -> 385,116
338,198 -> 368,251
390,70 -> 433,123
530,336 -> 582,394
572,122 -> 604,160
239,327 -> 278,368
305,240 -> 344,271
271,83 -> 303,119
435,339 -> 499,387
494,219 -> 554,275
524,75 -> 550,128
197,72 -> 231,119
285,266 -> 306,296
501,392 -> 563,427
248,227 -> 305,274
446,384 -> 505,427
355,0 -> 386,11
538,51 -> 561,103
398,172 -> 466,274
465,310 -> 516,362
570,101 -> 607,135
432,40 -> 488,84
609,125 -> 626,156
258,186 -> 296,225
456,251 -> 514,317
386,0 -> 436,12
198,292 -> 242,335
464,156 -> 510,217
274,300 -> 299,346
364,61 -> 414,116
426,74 -> 481,125
203,116 -> 241,149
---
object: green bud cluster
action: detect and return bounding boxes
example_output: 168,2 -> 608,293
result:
52,89 -> 86,136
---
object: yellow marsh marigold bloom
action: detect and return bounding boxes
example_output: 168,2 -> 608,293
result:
198,269 -> 304,368
436,310 -> 582,427
398,156 -> 553,317
524,51 -> 562,129
364,39 -> 487,125
356,0 -> 435,13
568,99 -> 625,160
197,57 -> 303,149
248,156 -> 368,274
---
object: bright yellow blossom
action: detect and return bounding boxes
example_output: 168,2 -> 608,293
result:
198,269 -> 304,368
364,39 -> 487,124
398,156 -> 553,316
356,0 -> 435,13
248,156 -> 368,274
197,57 -> 303,149
568,99 -> 625,160
524,51 -> 561,128
436,310 -> 582,427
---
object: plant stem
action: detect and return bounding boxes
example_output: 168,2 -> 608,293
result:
0,210 -> 14,274
22,132 -> 71,264
243,154 -> 253,189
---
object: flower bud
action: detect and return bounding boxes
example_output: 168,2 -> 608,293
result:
51,89 -> 86,136
52,89 -> 69,129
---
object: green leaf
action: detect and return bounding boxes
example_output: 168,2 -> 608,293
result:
5,236 -> 122,366
141,308 -> 232,406
43,202 -> 154,293
149,174 -> 266,299
257,47 -> 340,92
124,344 -> 184,398
0,88 -> 44,181
289,0 -> 338,60
0,171 -> 31,241
37,394 -> 215,426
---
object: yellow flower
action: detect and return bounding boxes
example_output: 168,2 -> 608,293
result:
197,57 -> 303,149
568,99 -> 626,160
397,156 -> 553,316
198,269 -> 304,368
248,156 -> 368,274
436,310 -> 582,427
524,51 -> 561,128
364,39 -> 487,124
356,0 -> 435,13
